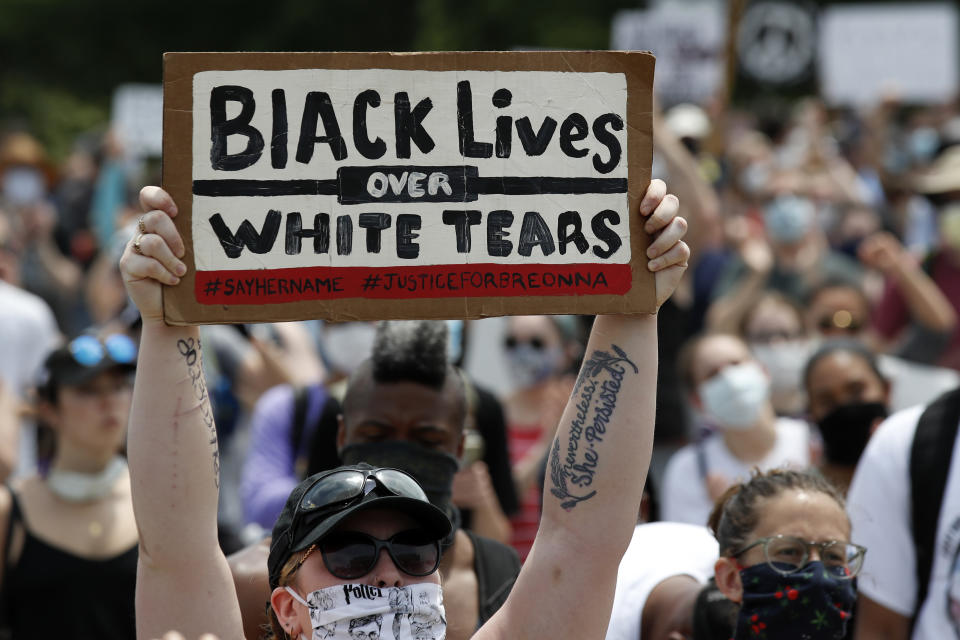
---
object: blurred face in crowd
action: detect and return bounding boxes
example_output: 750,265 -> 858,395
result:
338,373 -> 464,458
743,297 -> 810,410
806,286 -> 869,338
42,370 -> 132,456
690,335 -> 772,430
503,315 -> 569,389
806,351 -> 889,424
690,335 -> 757,390
743,297 -> 805,347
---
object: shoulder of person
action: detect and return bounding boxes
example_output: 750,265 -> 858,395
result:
625,521 -> 718,556
663,442 -> 701,478
773,416 -> 812,439
862,404 -> 926,462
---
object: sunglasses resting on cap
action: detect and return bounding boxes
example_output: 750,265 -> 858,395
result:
268,464 -> 452,588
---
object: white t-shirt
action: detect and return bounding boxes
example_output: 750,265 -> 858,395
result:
847,403 -> 960,639
0,281 -> 59,477
605,522 -> 719,640
879,354 -> 960,413
660,417 -> 810,526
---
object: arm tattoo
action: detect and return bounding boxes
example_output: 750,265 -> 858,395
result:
178,337 -> 220,488
549,345 -> 637,511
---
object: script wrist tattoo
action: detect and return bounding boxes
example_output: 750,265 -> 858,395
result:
178,337 -> 221,488
549,344 -> 637,511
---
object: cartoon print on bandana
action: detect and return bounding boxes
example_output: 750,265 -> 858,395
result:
309,590 -> 339,637
348,613 -> 382,640
389,587 -> 414,613
410,609 -> 445,640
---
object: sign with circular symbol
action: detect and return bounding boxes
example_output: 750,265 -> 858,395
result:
737,1 -> 816,85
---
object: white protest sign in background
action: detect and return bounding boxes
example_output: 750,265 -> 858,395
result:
819,3 -> 959,106
112,84 -> 164,157
190,68 -> 630,303
611,4 -> 724,106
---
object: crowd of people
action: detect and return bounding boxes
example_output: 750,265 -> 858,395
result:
0,90 -> 959,640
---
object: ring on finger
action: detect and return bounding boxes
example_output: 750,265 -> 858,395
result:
138,216 -> 147,234
134,233 -> 145,255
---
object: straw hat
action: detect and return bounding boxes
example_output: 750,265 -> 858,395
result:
915,144 -> 960,195
0,132 -> 57,186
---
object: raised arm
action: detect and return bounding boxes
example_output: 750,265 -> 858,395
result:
121,187 -> 244,640
478,180 -> 689,640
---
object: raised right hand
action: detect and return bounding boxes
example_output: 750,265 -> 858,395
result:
118,186 -> 187,324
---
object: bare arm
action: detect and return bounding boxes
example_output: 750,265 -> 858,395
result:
122,187 -> 244,640
853,594 -> 910,640
478,181 -> 689,640
0,382 -> 19,482
859,232 -> 957,334
653,104 -> 722,259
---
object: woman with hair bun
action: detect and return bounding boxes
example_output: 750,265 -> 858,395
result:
708,469 -> 864,640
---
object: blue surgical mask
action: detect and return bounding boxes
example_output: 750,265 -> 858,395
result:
764,196 -> 814,244
908,127 -> 940,164
2,167 -> 45,206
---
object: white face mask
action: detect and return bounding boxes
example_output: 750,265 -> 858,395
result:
286,583 -> 446,640
750,340 -> 813,394
699,361 -> 770,430
2,167 -> 46,206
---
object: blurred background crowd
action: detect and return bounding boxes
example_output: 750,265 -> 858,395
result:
2,0 -> 960,638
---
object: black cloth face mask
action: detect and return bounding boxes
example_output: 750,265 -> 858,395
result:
816,401 -> 888,466
340,440 -> 461,549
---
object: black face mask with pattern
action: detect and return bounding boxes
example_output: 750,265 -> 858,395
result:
735,561 -> 856,640
816,401 -> 887,466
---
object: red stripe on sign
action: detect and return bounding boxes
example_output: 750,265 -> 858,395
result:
194,263 -> 631,304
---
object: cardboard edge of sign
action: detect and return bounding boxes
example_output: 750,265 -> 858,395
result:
161,50 -> 657,325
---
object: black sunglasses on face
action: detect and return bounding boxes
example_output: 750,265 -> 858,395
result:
504,335 -> 547,350
319,529 -> 441,579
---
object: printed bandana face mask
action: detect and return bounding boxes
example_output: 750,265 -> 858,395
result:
286,582 -> 446,640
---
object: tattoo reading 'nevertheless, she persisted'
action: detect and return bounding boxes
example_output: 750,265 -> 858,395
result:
549,345 -> 637,511
177,337 -> 221,488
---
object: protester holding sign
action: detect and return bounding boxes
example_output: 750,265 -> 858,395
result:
120,178 -> 687,639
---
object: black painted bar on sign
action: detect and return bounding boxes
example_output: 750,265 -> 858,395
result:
338,165 -> 478,204
192,171 -> 627,202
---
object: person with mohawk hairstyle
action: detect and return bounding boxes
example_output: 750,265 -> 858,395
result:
334,319 -> 521,640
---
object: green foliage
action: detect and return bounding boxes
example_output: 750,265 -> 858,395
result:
0,0 -> 643,160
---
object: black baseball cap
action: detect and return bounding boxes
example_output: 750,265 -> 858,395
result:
39,334 -> 137,397
267,464 -> 452,588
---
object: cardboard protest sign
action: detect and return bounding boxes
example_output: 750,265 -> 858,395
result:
162,51 -> 655,324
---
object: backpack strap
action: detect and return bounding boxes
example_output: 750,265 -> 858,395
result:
910,387 -> 960,629
465,530 -> 521,627
289,386 -> 313,479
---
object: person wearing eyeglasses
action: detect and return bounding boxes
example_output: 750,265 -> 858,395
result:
708,468 -> 864,640
119,179 -> 688,639
0,332 -> 139,639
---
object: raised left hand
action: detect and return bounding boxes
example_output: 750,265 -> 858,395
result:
639,179 -> 690,309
